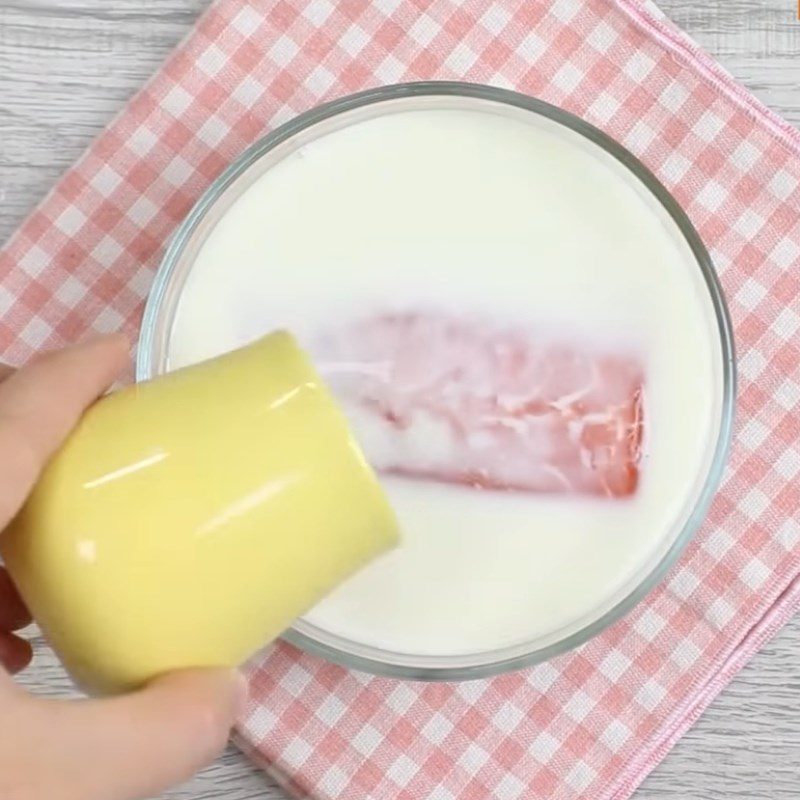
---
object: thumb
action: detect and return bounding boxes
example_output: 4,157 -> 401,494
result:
4,668 -> 245,800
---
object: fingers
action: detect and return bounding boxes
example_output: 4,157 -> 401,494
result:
0,632 -> 32,674
79,669 -> 244,798
0,334 -> 129,524
0,568 -> 31,631
0,363 -> 14,382
17,668 -> 244,800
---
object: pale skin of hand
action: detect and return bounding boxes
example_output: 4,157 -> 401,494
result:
0,335 -> 245,800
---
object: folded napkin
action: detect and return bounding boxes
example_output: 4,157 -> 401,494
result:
2,1 -> 799,798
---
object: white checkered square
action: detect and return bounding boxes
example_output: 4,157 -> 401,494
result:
197,43 -> 227,77
671,639 -> 702,669
778,518 -> 800,549
283,736 -> 314,768
731,139 -> 761,171
492,702 -> 526,735
696,109 -> 726,141
269,35 -> 300,64
376,54 -> 407,84
598,651 -> 632,682
588,92 -> 621,124
553,62 -> 583,94
773,306 -> 800,339
739,348 -> 767,381
320,766 -> 349,796
669,567 -> 700,600
734,208 -> 765,239
457,680 -> 488,704
627,119 -> 657,150
197,116 -> 231,148
55,206 -> 87,237
586,19 -> 616,52
634,608 -> 666,642
316,695 -> 348,726
458,742 -> 491,771
704,526 -> 736,559
94,306 -> 125,332
408,14 -> 441,47
549,0 -> 579,23
386,754 -> 418,785
519,31 -> 546,60
775,377 -> 800,411
768,168 -> 799,201
307,65 -> 337,95
495,773 -> 527,800
565,761 -> 597,792
90,235 -> 124,266
352,724 -> 383,757
446,42 -> 479,73
243,705 -> 278,739
531,731 -> 560,763
129,265 -> 156,299
735,277 -> 767,311
386,683 -> 418,715
739,418 -> 770,451
527,662 -> 561,693
233,75 -> 265,106
659,80 -> 689,112
128,125 -> 159,157
129,196 -> 161,227
706,597 -> 736,629
163,85 -> 194,116
18,244 -> 50,278
635,679 -> 667,712
771,237 -> 800,269
742,488 -> 770,521
775,447 -> 800,481
661,151 -> 692,183
231,6 -> 262,36
480,4 -> 512,35
623,51 -> 655,81
91,164 -> 123,195
162,155 -> 196,187
600,719 -> 632,752
564,690 -> 595,723
0,285 -> 16,315
422,712 -> 454,745
19,317 -> 53,350
696,179 -> 726,212
303,0 -> 334,27
283,664 -> 313,696
740,557 -> 771,590
341,25 -> 370,57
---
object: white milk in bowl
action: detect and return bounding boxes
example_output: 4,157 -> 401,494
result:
166,94 -> 726,672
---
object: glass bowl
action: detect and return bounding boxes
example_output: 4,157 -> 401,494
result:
137,82 -> 736,681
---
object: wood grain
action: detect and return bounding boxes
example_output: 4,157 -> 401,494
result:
1,1 -> 799,798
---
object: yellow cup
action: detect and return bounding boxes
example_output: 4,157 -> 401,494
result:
1,332 -> 398,695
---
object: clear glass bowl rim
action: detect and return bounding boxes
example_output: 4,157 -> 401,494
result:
137,81 -> 737,682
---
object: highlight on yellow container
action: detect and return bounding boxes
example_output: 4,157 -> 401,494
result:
1,332 -> 399,695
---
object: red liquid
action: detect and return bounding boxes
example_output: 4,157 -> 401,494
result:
318,312 -> 645,498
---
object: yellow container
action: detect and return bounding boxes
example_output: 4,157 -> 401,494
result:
1,332 -> 398,695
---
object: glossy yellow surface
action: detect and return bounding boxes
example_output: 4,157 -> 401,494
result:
1,332 -> 398,695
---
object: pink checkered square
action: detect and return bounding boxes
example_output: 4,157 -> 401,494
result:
2,1 -> 799,798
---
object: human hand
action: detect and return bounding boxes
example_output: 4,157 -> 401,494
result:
0,336 -> 244,800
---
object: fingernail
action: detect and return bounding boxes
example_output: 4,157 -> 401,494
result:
233,670 -> 249,718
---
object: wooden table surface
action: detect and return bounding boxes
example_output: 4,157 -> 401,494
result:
1,2 -> 799,798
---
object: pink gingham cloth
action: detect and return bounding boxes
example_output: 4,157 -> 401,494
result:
2,0 -> 800,797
